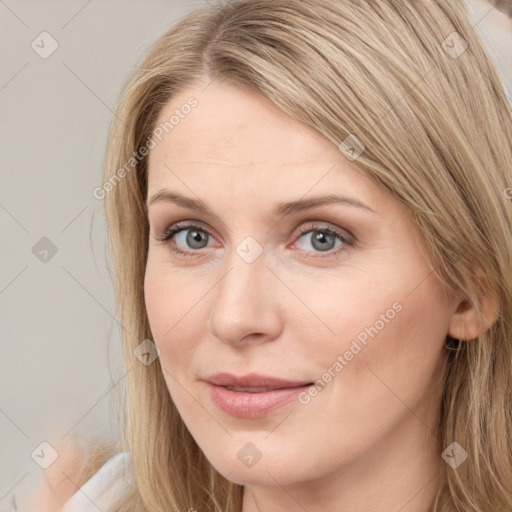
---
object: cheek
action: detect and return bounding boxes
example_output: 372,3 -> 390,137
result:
144,258 -> 206,369
336,277 -> 449,420
283,263 -> 407,360
299,259 -> 451,399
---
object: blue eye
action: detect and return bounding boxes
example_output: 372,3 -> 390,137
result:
293,225 -> 352,256
156,224 -> 211,257
155,221 -> 354,259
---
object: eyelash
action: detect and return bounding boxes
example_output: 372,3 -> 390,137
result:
154,221 -> 354,259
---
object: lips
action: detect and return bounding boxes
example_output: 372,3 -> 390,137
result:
203,372 -> 314,418
204,372 -> 312,390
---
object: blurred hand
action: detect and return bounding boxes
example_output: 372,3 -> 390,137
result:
21,436 -> 86,512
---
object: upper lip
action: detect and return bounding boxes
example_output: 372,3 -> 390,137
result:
203,372 -> 313,390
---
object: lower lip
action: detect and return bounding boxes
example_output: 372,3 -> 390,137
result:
206,382 -> 312,419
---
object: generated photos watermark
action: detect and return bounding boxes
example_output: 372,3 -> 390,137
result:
298,301 -> 403,405
93,96 -> 198,200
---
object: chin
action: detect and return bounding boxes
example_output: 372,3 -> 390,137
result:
199,439 -> 318,487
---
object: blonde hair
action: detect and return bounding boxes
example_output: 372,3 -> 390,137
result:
79,0 -> 512,510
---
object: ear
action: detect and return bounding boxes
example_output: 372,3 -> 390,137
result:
448,284 -> 500,341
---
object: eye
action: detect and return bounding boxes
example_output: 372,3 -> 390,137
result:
155,222 -> 213,257
154,220 -> 354,258
291,222 -> 354,258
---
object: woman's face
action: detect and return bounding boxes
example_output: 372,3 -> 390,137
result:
144,80 -> 459,489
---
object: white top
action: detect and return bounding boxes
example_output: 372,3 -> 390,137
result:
60,452 -> 131,512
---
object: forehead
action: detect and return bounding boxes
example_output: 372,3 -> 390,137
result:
150,80 -> 335,166
146,80 -> 385,214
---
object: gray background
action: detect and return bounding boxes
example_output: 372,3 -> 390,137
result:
0,1 -> 207,509
1,0 -> 510,510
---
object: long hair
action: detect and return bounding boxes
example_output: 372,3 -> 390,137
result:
78,0 -> 512,510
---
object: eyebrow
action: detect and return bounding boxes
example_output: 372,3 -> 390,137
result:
146,190 -> 377,216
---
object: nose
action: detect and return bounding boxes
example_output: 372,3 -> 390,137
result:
207,249 -> 283,347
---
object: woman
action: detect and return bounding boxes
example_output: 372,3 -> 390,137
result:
20,0 -> 512,511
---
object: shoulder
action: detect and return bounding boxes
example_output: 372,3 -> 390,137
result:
60,451 -> 132,512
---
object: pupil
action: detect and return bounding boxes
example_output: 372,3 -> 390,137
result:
188,230 -> 206,248
313,231 -> 334,251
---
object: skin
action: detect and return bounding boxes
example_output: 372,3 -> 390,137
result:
144,79 -> 486,512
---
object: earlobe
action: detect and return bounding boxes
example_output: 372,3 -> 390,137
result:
447,286 -> 500,341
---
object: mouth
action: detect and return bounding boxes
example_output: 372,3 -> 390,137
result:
203,373 -> 315,418
204,372 -> 313,389
224,385 -> 291,392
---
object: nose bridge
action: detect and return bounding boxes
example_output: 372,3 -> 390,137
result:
215,244 -> 268,318
218,234 -> 269,303
207,239 -> 282,345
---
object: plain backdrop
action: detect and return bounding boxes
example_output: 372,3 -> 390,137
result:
1,0 -> 510,510
0,1 -> 207,508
